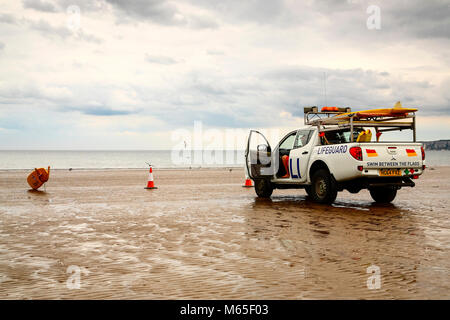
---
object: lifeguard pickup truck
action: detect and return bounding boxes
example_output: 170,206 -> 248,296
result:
245,104 -> 426,204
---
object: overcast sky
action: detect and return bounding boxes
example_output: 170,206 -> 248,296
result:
0,0 -> 449,149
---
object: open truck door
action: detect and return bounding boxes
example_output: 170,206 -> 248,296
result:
245,130 -> 277,179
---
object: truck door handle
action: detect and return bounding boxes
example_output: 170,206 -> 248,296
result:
302,151 -> 309,155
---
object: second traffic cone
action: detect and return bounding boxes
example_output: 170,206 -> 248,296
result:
242,178 -> 253,187
145,166 -> 158,189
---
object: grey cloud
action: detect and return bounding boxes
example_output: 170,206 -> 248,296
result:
106,0 -> 185,26
314,0 -> 450,40
387,0 -> 450,39
143,65 -> 448,129
166,67 -> 420,127
77,31 -> 103,44
29,19 -> 72,37
106,0 -> 220,29
27,19 -> 102,44
187,0 -> 449,40
262,65 -> 449,118
0,13 -> 17,24
264,66 -> 325,82
131,72 -> 286,128
206,50 -> 225,55
127,75 -> 262,128
0,42 -> 4,51
189,15 -> 219,29
157,108 -> 254,128
63,106 -> 138,116
188,76 -> 228,96
185,0 -> 289,25
23,0 -> 57,12
57,0 -> 107,12
0,84 -> 41,102
0,81 -> 142,118
145,54 -> 177,65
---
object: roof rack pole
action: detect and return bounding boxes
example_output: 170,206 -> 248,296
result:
317,124 -> 321,145
350,116 -> 354,142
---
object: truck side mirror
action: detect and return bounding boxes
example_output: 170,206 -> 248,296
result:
257,144 -> 271,165
257,144 -> 269,152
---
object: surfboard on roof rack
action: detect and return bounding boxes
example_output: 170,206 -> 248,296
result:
332,101 -> 417,120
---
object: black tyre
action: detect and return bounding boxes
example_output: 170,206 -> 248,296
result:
254,179 -> 273,198
305,185 -> 313,198
369,187 -> 397,203
310,169 -> 338,204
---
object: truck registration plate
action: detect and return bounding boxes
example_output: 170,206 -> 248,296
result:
379,169 -> 402,176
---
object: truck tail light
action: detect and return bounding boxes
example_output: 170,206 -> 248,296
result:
357,166 -> 363,171
350,147 -> 363,161
421,146 -> 425,160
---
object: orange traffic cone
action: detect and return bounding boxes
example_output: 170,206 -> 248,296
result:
242,166 -> 253,188
145,165 -> 158,189
243,178 -> 253,187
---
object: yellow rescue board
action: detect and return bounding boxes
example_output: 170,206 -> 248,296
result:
334,101 -> 417,119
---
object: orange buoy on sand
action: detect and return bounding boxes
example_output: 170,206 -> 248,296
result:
145,165 -> 157,189
27,166 -> 50,190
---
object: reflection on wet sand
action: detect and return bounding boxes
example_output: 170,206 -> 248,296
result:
0,168 -> 449,299
245,196 -> 424,298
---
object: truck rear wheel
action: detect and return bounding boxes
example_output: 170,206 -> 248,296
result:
254,179 -> 273,198
369,187 -> 397,203
310,169 -> 338,204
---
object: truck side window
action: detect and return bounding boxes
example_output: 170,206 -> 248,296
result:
322,129 -> 364,145
294,130 -> 312,148
279,132 -> 296,150
340,129 -> 364,143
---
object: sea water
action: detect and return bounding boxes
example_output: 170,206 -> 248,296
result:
0,150 -> 246,169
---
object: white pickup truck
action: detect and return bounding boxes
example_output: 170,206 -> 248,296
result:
245,106 -> 425,204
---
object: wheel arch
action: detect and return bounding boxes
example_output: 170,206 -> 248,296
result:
308,160 -> 330,181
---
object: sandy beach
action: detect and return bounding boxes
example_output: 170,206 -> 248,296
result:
0,167 -> 449,299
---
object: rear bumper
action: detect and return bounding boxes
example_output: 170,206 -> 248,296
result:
339,176 -> 415,192
367,178 -> 415,188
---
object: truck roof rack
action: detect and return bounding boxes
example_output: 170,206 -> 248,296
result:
303,106 -> 417,142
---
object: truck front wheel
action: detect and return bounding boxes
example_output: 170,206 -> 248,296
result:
305,185 -> 313,198
254,179 -> 273,198
310,169 -> 338,204
369,187 -> 397,203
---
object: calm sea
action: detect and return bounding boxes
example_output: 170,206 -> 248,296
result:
0,150 -> 448,170
0,150 -> 246,170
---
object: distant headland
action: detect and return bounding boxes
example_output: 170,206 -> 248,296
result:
423,140 -> 450,150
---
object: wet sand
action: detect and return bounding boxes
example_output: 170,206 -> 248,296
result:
0,167 -> 449,299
